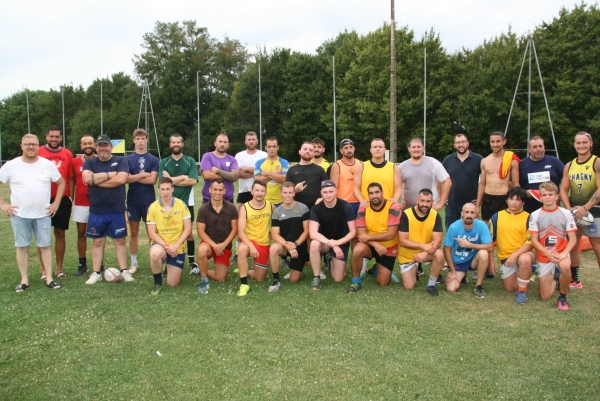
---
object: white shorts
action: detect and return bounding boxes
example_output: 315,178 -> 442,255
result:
499,252 -> 535,279
398,262 -> 418,274
537,259 -> 569,277
580,218 -> 600,237
72,205 -> 90,223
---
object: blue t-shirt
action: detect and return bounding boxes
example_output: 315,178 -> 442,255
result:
126,152 -> 159,205
519,155 -> 565,214
443,219 -> 492,265
83,156 -> 129,213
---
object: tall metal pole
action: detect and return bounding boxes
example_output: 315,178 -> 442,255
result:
527,39 -> 532,152
62,88 -> 66,147
532,40 -> 559,159
423,47 -> 427,155
333,56 -> 337,162
26,92 -> 31,134
100,82 -> 104,136
258,63 -> 263,149
389,0 -> 397,162
197,71 -> 201,162
0,121 -> 2,164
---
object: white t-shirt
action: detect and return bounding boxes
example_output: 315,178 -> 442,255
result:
235,149 -> 267,193
0,157 -> 62,218
398,156 -> 450,208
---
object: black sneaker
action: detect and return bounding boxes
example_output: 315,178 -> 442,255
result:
461,276 -> 468,285
426,285 -> 439,296
346,283 -> 361,293
417,263 -> 424,275
436,275 -> 445,284
474,286 -> 486,298
75,265 -> 88,276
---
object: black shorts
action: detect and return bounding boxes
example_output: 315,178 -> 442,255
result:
367,245 -> 396,271
51,197 -> 72,230
328,244 -> 350,262
188,205 -> 195,223
236,191 -> 253,204
287,243 -> 310,272
481,193 -> 506,221
127,204 -> 150,222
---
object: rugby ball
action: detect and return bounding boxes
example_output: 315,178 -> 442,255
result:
103,267 -> 122,283
571,208 -> 594,227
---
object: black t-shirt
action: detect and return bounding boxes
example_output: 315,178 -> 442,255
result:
285,163 -> 328,209
310,198 -> 356,241
441,151 -> 483,208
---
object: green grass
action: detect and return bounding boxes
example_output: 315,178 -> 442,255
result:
0,184 -> 599,400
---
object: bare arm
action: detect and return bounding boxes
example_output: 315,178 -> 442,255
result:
560,162 -> 572,209
98,171 -> 128,188
353,163 -> 366,207
127,171 -> 151,183
443,246 -> 456,272
69,177 -> 75,199
329,162 -> 340,188
237,207 -> 253,247
239,166 -> 255,179
309,220 -> 329,244
146,224 -> 165,246
358,225 -> 397,243
510,159 -> 520,189
476,159 -> 486,208
216,168 -> 240,182
202,170 -> 221,181
433,177 -> 452,210
174,219 -> 192,250
392,164 -> 402,203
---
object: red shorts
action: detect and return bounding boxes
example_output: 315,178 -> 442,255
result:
250,240 -> 270,269
205,245 -> 232,267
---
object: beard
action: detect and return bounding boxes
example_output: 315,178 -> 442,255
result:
171,146 -> 182,155
300,153 -> 312,162
371,197 -> 382,206
83,147 -> 95,155
247,144 -> 256,151
418,205 -> 430,214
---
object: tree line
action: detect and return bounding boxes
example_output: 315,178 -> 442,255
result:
1,4 -> 599,164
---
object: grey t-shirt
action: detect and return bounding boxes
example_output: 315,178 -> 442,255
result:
398,156 -> 449,208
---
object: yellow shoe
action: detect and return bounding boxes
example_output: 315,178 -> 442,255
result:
233,268 -> 239,274
237,284 -> 250,297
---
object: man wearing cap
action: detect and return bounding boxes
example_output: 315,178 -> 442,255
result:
286,141 -> 328,210
82,135 -> 133,284
330,139 -> 362,214
309,180 -> 357,291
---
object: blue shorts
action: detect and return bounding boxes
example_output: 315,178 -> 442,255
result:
127,204 -> 150,222
152,243 -> 185,268
11,215 -> 52,247
349,202 -> 360,214
454,259 -> 474,273
87,212 -> 128,239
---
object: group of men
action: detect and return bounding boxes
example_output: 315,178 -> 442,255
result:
1,127 -> 598,310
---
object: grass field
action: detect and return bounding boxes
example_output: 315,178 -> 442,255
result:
0,183 -> 599,400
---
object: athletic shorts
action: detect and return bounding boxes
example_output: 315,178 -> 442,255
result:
581,218 -> 600,237
11,215 -> 52,247
453,258 -> 475,273
250,240 -> 270,269
537,260 -> 569,277
348,202 -> 360,215
72,205 -> 90,223
287,243 -> 309,272
236,191 -> 253,204
481,193 -> 506,221
127,203 -> 150,222
206,246 -> 232,267
327,244 -> 350,262
86,212 -> 128,239
500,253 -> 535,279
398,261 -> 417,274
50,197 -> 72,230
367,245 -> 396,270
151,243 -> 186,268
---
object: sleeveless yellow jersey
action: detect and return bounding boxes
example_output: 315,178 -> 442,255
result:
361,160 -> 395,201
397,207 -> 439,264
568,155 -> 598,207
243,200 -> 272,246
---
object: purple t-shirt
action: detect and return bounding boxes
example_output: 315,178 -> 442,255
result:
200,152 -> 239,202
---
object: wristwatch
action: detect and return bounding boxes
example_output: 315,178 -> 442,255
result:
294,241 -> 299,247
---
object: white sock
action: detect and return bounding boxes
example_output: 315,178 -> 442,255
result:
362,258 -> 368,269
131,254 -> 137,265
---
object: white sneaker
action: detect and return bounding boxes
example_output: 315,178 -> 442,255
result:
189,262 -> 200,275
320,271 -> 326,280
121,270 -> 135,282
85,272 -> 103,285
284,272 -> 291,280
268,280 -> 281,292
129,264 -> 138,274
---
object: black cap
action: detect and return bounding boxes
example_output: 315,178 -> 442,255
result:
321,180 -> 336,189
96,135 -> 111,144
339,138 -> 355,148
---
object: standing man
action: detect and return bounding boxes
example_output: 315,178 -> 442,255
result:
0,134 -> 65,292
236,181 -> 275,296
196,179 -> 239,294
83,135 -> 133,284
519,136 -> 564,214
146,178 -> 192,294
347,182 -> 400,292
353,138 -> 402,208
560,131 -> 600,289
71,135 -> 96,276
37,125 -> 74,278
397,189 -> 444,296
398,138 -> 451,210
269,182 -> 310,287
234,131 -> 267,262
254,136 -> 288,206
443,203 -> 494,297
126,128 -> 159,273
442,133 -> 483,228
330,138 -> 362,214
312,137 -> 331,173
286,142 -> 328,210
530,182 -> 578,310
309,180 -> 357,290
200,132 -> 239,204
159,134 -> 199,273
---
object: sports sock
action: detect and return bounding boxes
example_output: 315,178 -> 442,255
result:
314,275 -> 321,279
235,241 -> 240,255
362,258 -> 368,269
130,254 -> 137,265
187,240 -> 195,263
351,277 -> 361,285
570,266 -> 580,283
201,276 -> 208,283
273,272 -> 280,281
79,257 -> 86,266
476,285 -> 483,291
153,273 -> 162,286
517,278 -> 530,292
427,275 -> 438,287
240,276 -> 248,285
559,292 -> 567,300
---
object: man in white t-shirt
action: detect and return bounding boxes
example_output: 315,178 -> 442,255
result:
0,134 -> 66,292
233,131 -> 267,262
